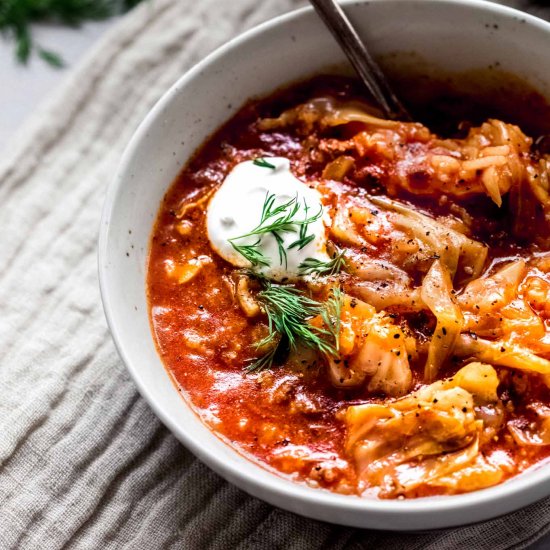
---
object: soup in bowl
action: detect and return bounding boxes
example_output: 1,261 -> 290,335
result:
99,0 -> 550,530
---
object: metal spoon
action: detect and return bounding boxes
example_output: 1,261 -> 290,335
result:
309,0 -> 411,121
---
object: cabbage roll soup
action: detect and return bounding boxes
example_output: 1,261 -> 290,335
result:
147,75 -> 550,499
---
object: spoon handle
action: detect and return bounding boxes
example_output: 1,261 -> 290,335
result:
309,0 -> 410,121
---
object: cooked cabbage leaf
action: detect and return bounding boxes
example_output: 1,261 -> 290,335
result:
258,97 -> 400,133
459,260 -> 526,312
454,333 -> 550,375
345,363 -> 502,497
321,294 -> 413,396
369,195 -> 487,284
421,260 -> 465,381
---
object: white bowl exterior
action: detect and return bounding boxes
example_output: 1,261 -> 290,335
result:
100,0 -> 550,530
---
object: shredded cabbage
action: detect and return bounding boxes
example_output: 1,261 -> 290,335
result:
459,260 -> 526,312
345,363 -> 501,497
258,97 -> 400,132
421,260 -> 465,381
323,294 -> 412,396
454,333 -> 550,375
370,196 -> 487,284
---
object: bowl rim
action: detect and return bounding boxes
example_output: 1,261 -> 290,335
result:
99,0 -> 550,526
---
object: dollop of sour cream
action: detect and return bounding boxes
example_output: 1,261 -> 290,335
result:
207,157 -> 330,281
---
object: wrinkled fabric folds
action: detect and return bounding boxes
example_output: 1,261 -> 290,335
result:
0,0 -> 549,548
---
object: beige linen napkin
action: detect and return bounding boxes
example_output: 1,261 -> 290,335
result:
0,1 -> 549,548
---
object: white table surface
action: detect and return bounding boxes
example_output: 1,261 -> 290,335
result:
0,20 -> 116,155
1,16 -> 549,550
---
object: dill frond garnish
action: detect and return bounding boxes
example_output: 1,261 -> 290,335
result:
246,345 -> 278,373
245,281 -> 343,372
298,249 -> 347,276
253,158 -> 276,169
229,192 -> 322,269
230,239 -> 270,268
288,199 -> 317,251
1,0 -> 142,67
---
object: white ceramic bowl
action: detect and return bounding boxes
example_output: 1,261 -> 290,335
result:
99,0 -> 550,530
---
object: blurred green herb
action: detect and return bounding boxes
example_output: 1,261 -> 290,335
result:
0,0 -> 144,67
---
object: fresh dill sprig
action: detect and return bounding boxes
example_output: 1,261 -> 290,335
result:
288,199 -> 316,251
245,281 -> 343,372
229,192 -> 322,269
253,158 -> 276,169
246,344 -> 278,373
0,0 -> 143,67
298,249 -> 347,276
230,239 -> 270,268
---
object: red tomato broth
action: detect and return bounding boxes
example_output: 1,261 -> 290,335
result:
148,74 -> 550,498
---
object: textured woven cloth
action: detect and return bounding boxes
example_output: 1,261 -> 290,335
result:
1,1 -> 550,548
